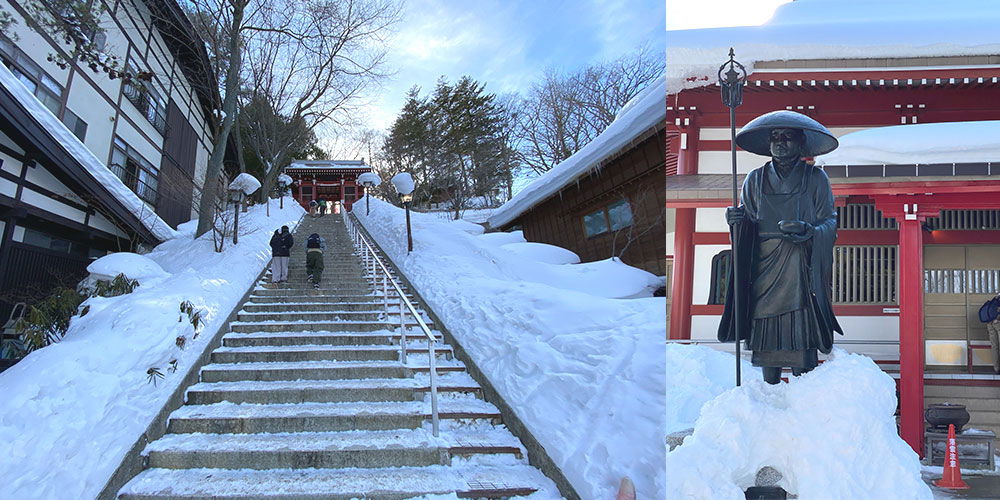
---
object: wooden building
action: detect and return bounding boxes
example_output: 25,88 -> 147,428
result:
0,0 -> 220,320
285,159 -> 371,213
488,76 -> 666,277
666,19 -> 1000,455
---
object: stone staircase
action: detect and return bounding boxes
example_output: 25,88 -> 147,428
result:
119,214 -> 560,499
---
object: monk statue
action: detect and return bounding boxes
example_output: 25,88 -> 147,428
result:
718,110 -> 844,384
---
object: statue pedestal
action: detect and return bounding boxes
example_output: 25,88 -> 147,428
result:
924,429 -> 996,470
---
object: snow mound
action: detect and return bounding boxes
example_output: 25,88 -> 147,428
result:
449,219 -> 485,235
391,172 -> 415,195
664,349 -> 931,499
87,253 -> 169,283
478,231 -> 526,246
228,173 -> 261,196
520,257 -> 661,299
816,120 -> 1000,166
664,344 -> 759,434
500,242 -> 581,265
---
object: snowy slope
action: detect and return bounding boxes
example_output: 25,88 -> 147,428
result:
0,200 -> 304,499
488,75 -> 665,229
0,64 -> 177,241
355,196 -> 665,499
667,0 -> 1000,94
816,120 -> 1000,166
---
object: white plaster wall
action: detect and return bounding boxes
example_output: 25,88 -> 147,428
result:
20,188 -> 86,223
695,207 -> 729,232
694,244 -> 729,304
1,151 -> 22,175
24,165 -> 80,202
0,176 -> 17,197
90,211 -> 128,238
114,119 -> 160,168
691,315 -> 723,340
698,150 -> 765,174
2,6 -> 71,86
0,130 -> 24,155
65,77 -> 117,161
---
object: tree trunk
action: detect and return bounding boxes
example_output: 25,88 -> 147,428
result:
195,2 -> 245,238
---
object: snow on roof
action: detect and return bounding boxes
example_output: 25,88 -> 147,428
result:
488,75 -> 666,229
667,0 -> 1000,94
286,159 -> 368,170
816,120 -> 1000,166
0,64 -> 177,241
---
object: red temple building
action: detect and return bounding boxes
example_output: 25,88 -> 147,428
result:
667,11 -> 1000,456
285,160 -> 372,212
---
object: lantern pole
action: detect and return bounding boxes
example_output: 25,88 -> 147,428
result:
719,48 -> 747,387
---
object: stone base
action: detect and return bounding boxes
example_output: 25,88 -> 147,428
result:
924,429 -> 997,470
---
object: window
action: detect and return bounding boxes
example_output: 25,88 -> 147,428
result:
0,35 -> 88,140
122,58 -> 166,134
110,137 -> 159,204
832,245 -> 897,304
582,198 -> 634,238
19,227 -> 89,257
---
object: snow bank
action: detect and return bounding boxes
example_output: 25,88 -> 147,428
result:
664,349 -> 931,499
87,253 -> 169,284
500,242 -> 581,265
666,0 -> 1000,94
355,197 -> 666,499
488,75 -> 665,229
0,64 -> 177,242
816,120 -> 1000,166
664,344 -> 758,434
0,198 -> 304,500
478,230 -> 526,246
228,173 -> 262,196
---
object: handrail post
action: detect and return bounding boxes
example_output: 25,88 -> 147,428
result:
382,270 -> 388,316
428,340 -> 439,437
400,301 -> 408,363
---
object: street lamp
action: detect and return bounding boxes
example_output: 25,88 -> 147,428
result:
718,48 -> 747,388
357,172 -> 382,216
390,172 -> 415,253
277,173 -> 293,210
228,173 -> 262,245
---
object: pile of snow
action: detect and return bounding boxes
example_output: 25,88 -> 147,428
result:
488,75 -> 665,229
228,173 -> 261,196
664,349 -> 931,499
500,242 -> 580,265
355,197 -> 666,499
86,253 -> 169,284
667,0 -> 1000,94
664,344 -> 758,434
816,120 -> 1000,166
391,172 -> 415,195
0,64 -> 176,241
277,173 -> 294,186
0,198 -> 304,499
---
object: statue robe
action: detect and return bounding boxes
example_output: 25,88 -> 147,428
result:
718,161 -> 843,355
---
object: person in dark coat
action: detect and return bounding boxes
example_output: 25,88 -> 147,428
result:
269,225 -> 294,283
719,110 -> 843,384
305,233 -> 326,289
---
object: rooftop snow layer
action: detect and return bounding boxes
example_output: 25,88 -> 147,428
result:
0,64 -> 177,241
488,75 -> 665,228
667,0 -> 1000,94
816,120 -> 1000,166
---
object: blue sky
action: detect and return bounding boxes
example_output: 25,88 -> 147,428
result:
365,0 -> 666,131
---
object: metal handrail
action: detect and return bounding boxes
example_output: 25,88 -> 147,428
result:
343,211 -> 440,437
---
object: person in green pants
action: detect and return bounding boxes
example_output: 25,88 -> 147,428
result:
305,233 -> 325,289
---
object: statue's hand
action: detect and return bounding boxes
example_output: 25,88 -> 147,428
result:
726,206 -> 746,226
779,220 -> 814,243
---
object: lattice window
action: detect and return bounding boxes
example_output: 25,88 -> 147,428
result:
925,269 -> 1000,294
925,210 -> 1000,230
833,245 -> 898,304
837,204 -> 897,230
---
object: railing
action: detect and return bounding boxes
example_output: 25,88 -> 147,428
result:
343,211 -> 440,436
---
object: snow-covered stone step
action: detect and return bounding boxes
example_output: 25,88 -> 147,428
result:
241,302 -> 394,313
222,330 -> 442,347
229,320 -> 431,333
119,464 -> 549,499
210,344 -> 453,364
237,310 -> 383,322
248,294 -> 389,304
253,286 -> 374,296
186,373 -> 480,404
145,428 -> 523,469
167,399 -> 502,434
200,359 -> 464,382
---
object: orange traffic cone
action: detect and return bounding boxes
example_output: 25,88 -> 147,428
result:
934,424 -> 969,490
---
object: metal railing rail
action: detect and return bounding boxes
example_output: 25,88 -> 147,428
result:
343,211 -> 440,436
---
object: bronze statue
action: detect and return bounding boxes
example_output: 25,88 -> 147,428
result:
718,110 -> 843,384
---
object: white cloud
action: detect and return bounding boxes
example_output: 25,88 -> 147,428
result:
667,0 -> 792,30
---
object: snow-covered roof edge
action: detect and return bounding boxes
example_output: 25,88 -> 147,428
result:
815,120 -> 1000,166
488,75 -> 666,229
0,64 -> 178,241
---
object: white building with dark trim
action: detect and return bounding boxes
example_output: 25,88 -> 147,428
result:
0,0 -> 220,320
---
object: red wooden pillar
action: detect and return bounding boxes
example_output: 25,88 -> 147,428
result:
898,208 -> 926,457
669,208 -> 695,340
677,125 -> 700,176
